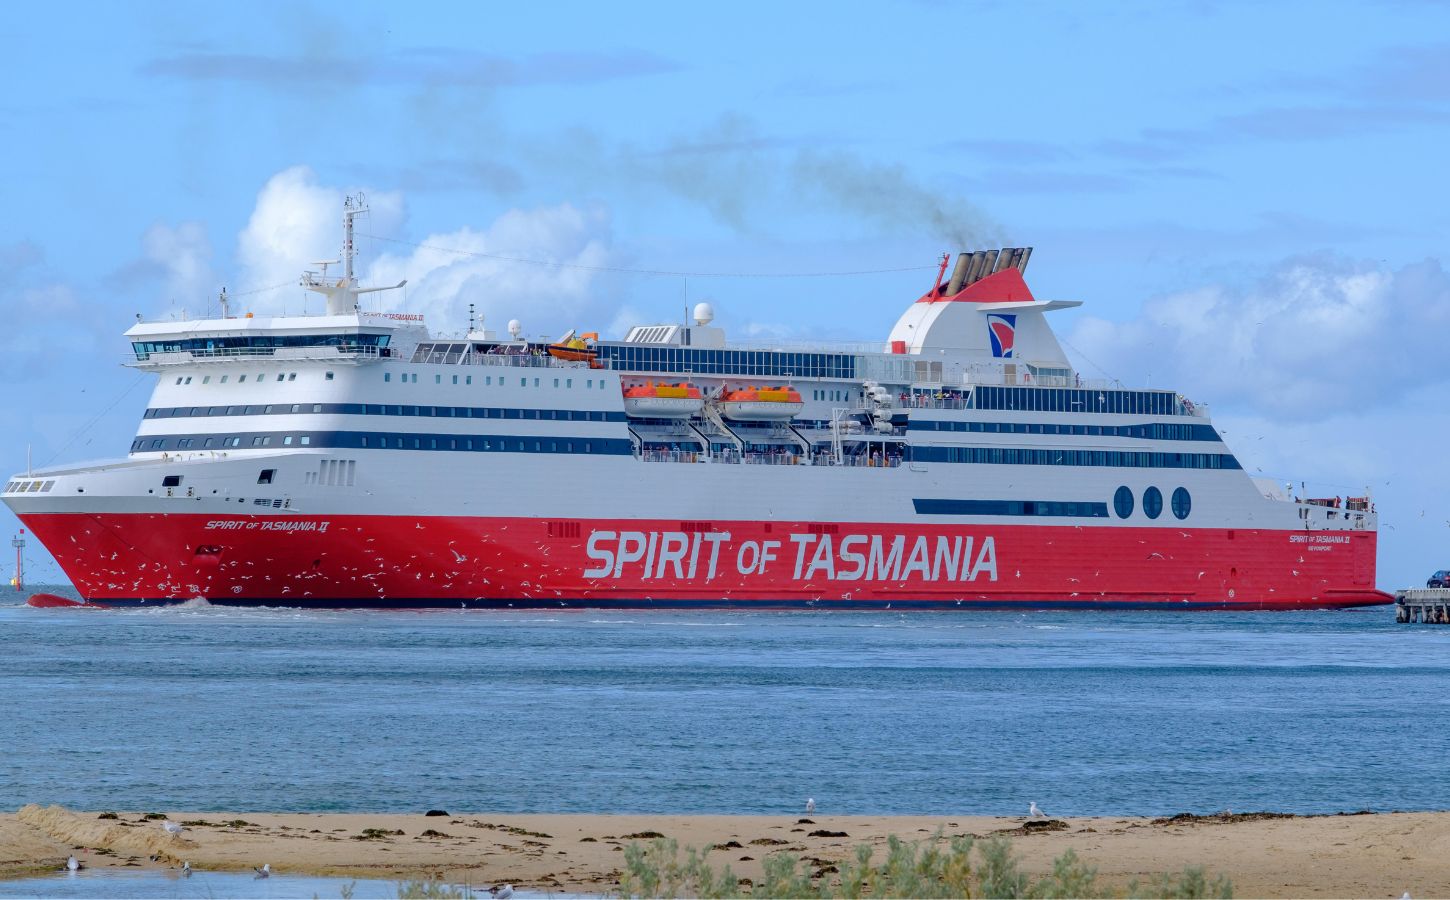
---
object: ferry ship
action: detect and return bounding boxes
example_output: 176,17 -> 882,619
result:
2,198 -> 1390,609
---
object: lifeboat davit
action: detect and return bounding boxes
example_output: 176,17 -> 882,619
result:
622,382 -> 705,419
719,385 -> 804,421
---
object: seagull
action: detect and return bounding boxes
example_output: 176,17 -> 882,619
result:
66,855 -> 81,872
162,820 -> 187,835
490,885 -> 514,899
182,861 -> 192,878
255,863 -> 271,878
1029,802 -> 1045,818
806,798 -> 816,814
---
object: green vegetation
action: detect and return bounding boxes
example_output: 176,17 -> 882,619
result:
395,881 -> 475,899
618,832 -> 1233,899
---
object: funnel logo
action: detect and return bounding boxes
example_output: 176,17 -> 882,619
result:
987,314 -> 1017,358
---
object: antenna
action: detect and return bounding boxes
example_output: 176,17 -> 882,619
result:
301,195 -> 405,316
218,286 -> 230,319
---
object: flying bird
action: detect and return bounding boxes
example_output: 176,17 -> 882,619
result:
806,798 -> 816,814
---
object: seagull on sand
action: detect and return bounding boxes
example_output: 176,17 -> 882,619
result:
806,798 -> 816,814
1029,802 -> 1045,818
66,855 -> 81,872
255,863 -> 271,878
162,820 -> 187,836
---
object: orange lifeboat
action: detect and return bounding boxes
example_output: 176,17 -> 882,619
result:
622,381 -> 705,419
547,329 -> 598,363
719,385 -> 804,421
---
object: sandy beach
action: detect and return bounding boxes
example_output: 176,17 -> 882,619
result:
3,805 -> 1448,897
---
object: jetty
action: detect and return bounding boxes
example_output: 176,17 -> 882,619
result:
1394,589 -> 1450,623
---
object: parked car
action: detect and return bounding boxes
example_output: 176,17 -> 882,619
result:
1428,570 -> 1450,588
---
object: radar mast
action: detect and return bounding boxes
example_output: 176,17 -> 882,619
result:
301,194 -> 407,316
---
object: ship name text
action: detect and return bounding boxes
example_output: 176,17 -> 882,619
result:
583,530 -> 997,583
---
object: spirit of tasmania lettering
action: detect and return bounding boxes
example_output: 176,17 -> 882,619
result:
582,530 -> 997,583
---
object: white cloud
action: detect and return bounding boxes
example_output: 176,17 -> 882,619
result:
232,167 -> 614,334
141,220 -> 214,309
1067,256 -> 1450,420
237,165 -> 403,296
363,202 -> 614,339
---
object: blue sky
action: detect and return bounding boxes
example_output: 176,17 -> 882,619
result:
3,0 -> 1448,588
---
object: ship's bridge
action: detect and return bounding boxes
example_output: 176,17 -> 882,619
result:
125,312 -> 427,368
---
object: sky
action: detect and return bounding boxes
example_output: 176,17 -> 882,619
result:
2,0 -> 1448,589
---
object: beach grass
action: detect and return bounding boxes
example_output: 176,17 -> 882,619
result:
619,832 -> 1232,899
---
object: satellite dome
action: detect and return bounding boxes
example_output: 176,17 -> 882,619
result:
507,319 -> 522,338
693,302 -> 715,326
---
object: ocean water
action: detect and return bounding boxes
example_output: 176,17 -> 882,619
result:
2,586 -> 1446,817
0,869 -> 431,899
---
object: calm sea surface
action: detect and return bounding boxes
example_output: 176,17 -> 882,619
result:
3,586 -> 1447,817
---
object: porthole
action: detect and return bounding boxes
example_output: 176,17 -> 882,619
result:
1172,487 -> 1191,519
1113,485 -> 1134,519
1143,486 -> 1163,519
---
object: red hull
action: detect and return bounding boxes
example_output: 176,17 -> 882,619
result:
19,512 -> 1390,609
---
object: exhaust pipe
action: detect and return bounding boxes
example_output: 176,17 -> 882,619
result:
945,252 -> 971,295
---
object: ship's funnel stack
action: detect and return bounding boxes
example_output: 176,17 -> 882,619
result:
925,247 -> 1033,301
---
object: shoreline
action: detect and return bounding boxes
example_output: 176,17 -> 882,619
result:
3,805 -> 1447,897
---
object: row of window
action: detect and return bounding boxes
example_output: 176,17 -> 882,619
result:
913,498 -> 1110,518
1113,485 -> 1192,520
4,479 -> 54,493
131,430 -> 635,456
174,372 -> 312,386
144,403 -> 628,423
912,446 -> 1240,470
596,345 -> 858,379
912,420 -> 1219,441
134,333 -> 390,360
385,372 -> 614,390
974,386 -> 1186,416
